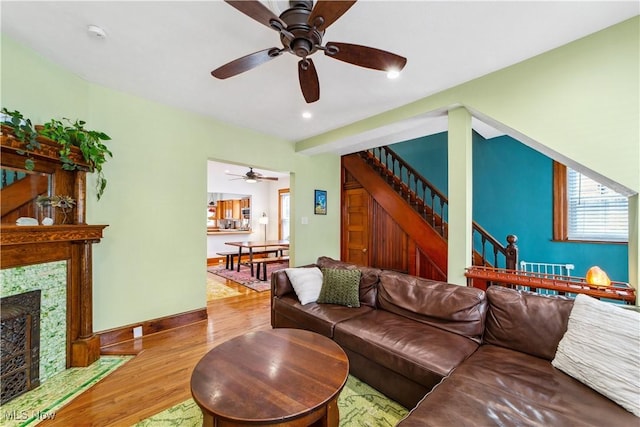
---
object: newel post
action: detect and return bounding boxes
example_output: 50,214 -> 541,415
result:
505,235 -> 518,270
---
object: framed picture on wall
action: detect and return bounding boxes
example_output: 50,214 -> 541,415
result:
314,190 -> 327,215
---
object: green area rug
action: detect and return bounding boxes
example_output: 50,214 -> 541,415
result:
0,356 -> 131,427
135,375 -> 408,427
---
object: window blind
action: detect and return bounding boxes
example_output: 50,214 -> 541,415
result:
567,169 -> 628,242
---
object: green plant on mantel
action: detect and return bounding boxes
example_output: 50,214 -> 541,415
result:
39,117 -> 112,200
1,108 -> 40,170
1,108 -> 113,200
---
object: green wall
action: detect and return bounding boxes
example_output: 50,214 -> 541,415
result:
1,36 -> 340,331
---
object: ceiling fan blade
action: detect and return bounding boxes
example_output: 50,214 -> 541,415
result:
225,0 -> 286,32
261,177 -> 279,181
212,48 -> 282,79
308,1 -> 357,32
298,58 -> 320,104
324,42 -> 407,72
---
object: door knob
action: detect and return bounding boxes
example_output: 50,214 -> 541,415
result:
362,248 -> 368,253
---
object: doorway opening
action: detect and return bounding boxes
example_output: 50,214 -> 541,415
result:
206,160 -> 291,302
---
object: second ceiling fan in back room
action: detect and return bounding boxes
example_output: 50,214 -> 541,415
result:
226,167 -> 279,183
211,0 -> 407,103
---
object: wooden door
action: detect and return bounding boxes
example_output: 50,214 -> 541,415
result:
342,188 -> 370,266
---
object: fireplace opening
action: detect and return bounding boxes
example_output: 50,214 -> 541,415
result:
1,290 -> 41,404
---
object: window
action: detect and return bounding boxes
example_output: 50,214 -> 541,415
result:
278,188 -> 290,241
553,162 -> 628,242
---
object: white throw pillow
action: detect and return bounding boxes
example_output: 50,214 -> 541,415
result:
552,294 -> 640,417
285,267 -> 323,305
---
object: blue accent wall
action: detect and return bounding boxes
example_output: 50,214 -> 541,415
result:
390,132 -> 629,282
392,132 -> 449,194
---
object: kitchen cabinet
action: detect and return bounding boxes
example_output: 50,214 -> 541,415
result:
215,201 -> 225,220
232,200 -> 241,219
214,198 -> 250,220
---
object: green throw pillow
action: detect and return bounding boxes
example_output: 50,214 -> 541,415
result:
317,268 -> 361,307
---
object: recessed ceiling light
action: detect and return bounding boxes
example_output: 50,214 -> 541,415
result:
302,111 -> 312,119
386,69 -> 400,80
87,25 -> 107,39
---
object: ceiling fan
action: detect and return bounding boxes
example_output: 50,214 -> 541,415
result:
211,0 -> 407,103
227,167 -> 279,183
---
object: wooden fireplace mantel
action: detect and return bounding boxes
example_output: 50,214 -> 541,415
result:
2,122 -> 110,368
1,224 -> 108,367
0,224 -> 106,250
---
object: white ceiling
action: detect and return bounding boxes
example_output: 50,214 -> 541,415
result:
1,1 -> 638,145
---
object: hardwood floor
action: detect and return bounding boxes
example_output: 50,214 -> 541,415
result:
40,274 -> 272,426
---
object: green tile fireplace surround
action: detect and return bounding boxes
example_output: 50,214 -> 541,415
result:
1,261 -> 67,382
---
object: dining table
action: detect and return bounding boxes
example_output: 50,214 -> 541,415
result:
225,240 -> 289,273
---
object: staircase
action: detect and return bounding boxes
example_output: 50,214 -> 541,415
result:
343,146 -> 516,280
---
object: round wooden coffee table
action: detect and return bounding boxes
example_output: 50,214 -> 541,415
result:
191,328 -> 349,427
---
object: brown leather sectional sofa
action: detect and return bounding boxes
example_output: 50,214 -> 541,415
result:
270,257 -> 637,426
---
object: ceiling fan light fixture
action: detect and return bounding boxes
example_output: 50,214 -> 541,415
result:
87,24 -> 107,39
386,69 -> 401,79
215,1 -> 406,103
245,178 -> 257,183
302,111 -> 312,119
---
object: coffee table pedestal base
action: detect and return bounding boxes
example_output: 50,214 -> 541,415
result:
202,395 -> 339,427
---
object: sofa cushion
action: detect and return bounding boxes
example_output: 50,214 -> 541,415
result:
376,271 -> 487,343
272,294 -> 373,338
552,294 -> 640,417
316,256 -> 380,307
484,285 -> 574,360
284,267 -> 323,305
317,268 -> 361,307
398,345 -> 639,427
334,310 -> 479,389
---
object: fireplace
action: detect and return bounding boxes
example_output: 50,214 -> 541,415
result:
1,290 -> 41,404
1,126 -> 107,371
1,225 -> 106,370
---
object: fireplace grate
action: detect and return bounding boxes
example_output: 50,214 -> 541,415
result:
1,290 -> 41,404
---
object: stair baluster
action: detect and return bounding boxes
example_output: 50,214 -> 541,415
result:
359,146 -> 515,269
